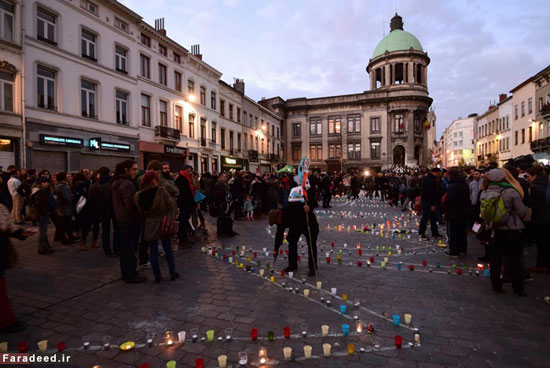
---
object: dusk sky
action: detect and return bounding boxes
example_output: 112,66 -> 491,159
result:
120,0 -> 550,137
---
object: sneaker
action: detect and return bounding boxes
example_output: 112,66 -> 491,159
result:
443,251 -> 459,258
523,274 -> 533,282
138,262 -> 151,270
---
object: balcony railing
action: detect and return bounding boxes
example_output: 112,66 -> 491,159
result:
155,125 -> 180,140
209,140 -> 217,149
541,103 -> 550,117
37,35 -> 57,46
531,137 -> 550,151
82,53 -> 98,62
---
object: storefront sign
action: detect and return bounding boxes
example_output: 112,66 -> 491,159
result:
221,156 -> 243,168
40,134 -> 83,147
225,157 -> 237,165
165,145 -> 187,155
89,137 -> 131,152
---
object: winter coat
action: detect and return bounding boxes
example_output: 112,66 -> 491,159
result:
265,178 -> 279,202
30,187 -> 51,216
55,182 -> 73,216
420,173 -> 439,206
89,176 -> 113,218
175,174 -> 195,211
469,179 -> 481,206
135,186 -> 175,242
231,176 -> 244,200
159,175 -> 179,208
214,180 -> 229,207
529,175 -> 550,225
111,175 -> 139,223
444,176 -> 470,222
479,169 -> 528,230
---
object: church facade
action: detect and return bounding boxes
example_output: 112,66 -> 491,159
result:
260,14 -> 434,172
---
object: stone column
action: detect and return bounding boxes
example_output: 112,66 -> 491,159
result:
385,65 -> 390,87
408,62 -> 414,84
370,70 -> 376,90
406,110 -> 415,166
423,65 -> 428,88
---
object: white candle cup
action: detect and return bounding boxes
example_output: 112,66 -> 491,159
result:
218,354 -> 228,367
321,325 -> 329,336
178,331 -> 186,343
316,281 -> 322,289
331,287 -> 337,295
415,333 -> 421,343
37,340 -> 48,353
283,347 -> 292,360
303,345 -> 312,359
303,289 -> 310,297
239,352 -> 248,365
260,269 -> 265,276
229,257 -> 233,263
288,272 -> 294,279
404,313 -> 412,325
263,248 -> 267,252
323,343 -> 331,357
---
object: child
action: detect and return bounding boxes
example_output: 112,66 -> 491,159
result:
244,195 -> 255,220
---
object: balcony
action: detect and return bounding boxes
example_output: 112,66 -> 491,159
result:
37,35 -> 57,47
531,137 -> 550,152
208,140 -> 217,149
541,103 -> 550,117
155,125 -> 180,141
82,53 -> 98,62
248,150 -> 259,162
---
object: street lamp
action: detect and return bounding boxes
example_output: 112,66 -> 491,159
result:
187,94 -> 196,102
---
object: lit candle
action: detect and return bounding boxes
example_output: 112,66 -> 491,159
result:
321,324 -> 329,336
356,320 -> 363,333
165,330 -> 175,347
101,336 -> 111,350
37,340 -> 48,353
258,347 -> 267,364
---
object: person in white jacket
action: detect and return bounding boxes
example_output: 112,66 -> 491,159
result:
6,170 -> 22,224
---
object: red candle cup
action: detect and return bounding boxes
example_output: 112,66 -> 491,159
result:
358,249 -> 363,256
232,251 -> 236,256
280,250 -> 283,255
57,341 -> 66,352
195,358 -> 205,368
251,328 -> 258,341
18,342 -> 28,353
409,265 -> 415,271
395,335 -> 403,348
369,257 -> 375,262
222,254 -> 227,260
211,250 -> 216,256
283,326 -> 291,339
456,269 -> 462,275
139,364 -> 151,368
281,269 -> 285,276
254,252 -> 257,257
422,260 -> 427,267
285,250 -> 289,255
357,261 -> 363,267
298,255 -> 301,262
331,242 -> 335,247
326,257 -> 331,264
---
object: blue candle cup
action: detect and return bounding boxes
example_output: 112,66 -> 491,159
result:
393,315 -> 400,326
483,269 -> 490,277
342,324 -> 350,336
397,263 -> 402,270
340,305 -> 347,315
436,262 -> 441,268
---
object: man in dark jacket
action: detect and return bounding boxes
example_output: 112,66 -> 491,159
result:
175,164 -> 195,246
90,167 -> 116,256
321,174 -> 332,208
418,168 -> 443,240
443,168 -> 470,257
525,166 -> 550,272
111,160 -> 145,283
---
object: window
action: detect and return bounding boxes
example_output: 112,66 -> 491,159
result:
529,126 -> 532,142
174,71 -> 182,92
220,99 -> 225,116
175,105 -> 183,132
310,144 -> 322,160
81,29 -> 97,61
348,143 -> 361,160
220,128 -> 225,149
229,104 -> 234,120
414,117 -> 421,131
140,54 -> 150,78
229,131 -> 234,151
328,116 -> 341,134
292,145 -> 301,161
141,94 -> 150,127
80,80 -> 96,119
370,142 -> 381,159
506,116 -> 509,130
394,114 -> 405,132
453,132 -> 457,137
521,128 -> 525,143
328,144 -> 341,159
115,46 -> 127,73
514,105 -> 518,119
210,92 -> 216,110
188,114 -> 195,138
272,125 -> 275,137
292,123 -> 301,137
115,90 -> 127,124
37,7 -> 56,45
82,0 -> 98,15
521,101 -> 525,117
309,118 -> 322,135
261,138 -> 264,153
237,107 -> 241,122
249,135 -> 253,150
173,53 -> 180,64
200,86 -> 206,105
244,133 -> 247,150
158,44 -> 167,57
140,33 -> 150,47
540,97 -> 544,112
255,116 -> 258,129
370,117 -> 380,133
200,118 -> 206,144
159,100 -> 167,126
346,115 -> 360,133
114,18 -> 128,32
0,0 -> 14,42
277,127 -> 280,138
528,97 -> 533,114
158,64 -> 167,85
0,70 -> 14,112
237,133 -> 241,152
187,79 -> 194,96
211,122 -> 216,143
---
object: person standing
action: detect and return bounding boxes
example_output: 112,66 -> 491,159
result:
90,167 -> 116,256
30,178 -> 54,254
135,171 -> 179,283
443,168 -> 470,257
7,169 -> 22,224
175,164 -> 195,247
111,160 -> 145,283
73,173 -> 96,250
525,166 -> 550,273
480,168 -> 528,296
418,168 -> 443,240
469,170 -> 482,225
54,172 -> 75,244
321,173 -> 332,208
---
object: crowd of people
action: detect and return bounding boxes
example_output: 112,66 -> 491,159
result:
1,158 -> 549,333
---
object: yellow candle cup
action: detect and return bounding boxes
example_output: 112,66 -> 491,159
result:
321,325 -> 329,336
283,347 -> 292,360
323,343 -> 331,357
303,345 -> 312,359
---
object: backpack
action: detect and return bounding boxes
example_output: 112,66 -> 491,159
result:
480,189 -> 509,228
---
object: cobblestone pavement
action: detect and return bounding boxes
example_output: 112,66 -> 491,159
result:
2,197 -> 550,367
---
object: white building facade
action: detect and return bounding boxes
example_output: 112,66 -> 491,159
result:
443,115 -> 475,167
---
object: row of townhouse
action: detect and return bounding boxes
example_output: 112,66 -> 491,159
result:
0,0 -> 283,173
473,65 -> 550,167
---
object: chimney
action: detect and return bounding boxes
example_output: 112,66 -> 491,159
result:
154,18 -> 166,36
191,44 -> 202,60
499,93 -> 507,102
233,78 -> 245,94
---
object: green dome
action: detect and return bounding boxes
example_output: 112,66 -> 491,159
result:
372,29 -> 423,59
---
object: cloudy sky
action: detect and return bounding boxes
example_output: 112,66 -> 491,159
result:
120,0 -> 550,137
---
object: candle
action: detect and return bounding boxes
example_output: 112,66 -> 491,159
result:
102,336 -> 111,350
239,351 -> 248,365
304,289 -> 310,297
394,335 -> 403,348
251,328 -> 258,341
267,331 -> 274,342
342,293 -> 348,301
353,310 -> 360,320
404,313 -> 412,325
270,276 -> 275,282
339,305 -> 347,314
165,331 -> 175,346
347,343 -> 355,356
393,315 -> 400,326
57,342 -> 65,352
342,324 -> 350,336
283,326 -> 291,339
260,269 -> 265,276
217,355 -> 227,368
225,328 -> 233,341
191,328 -> 198,343
195,358 -> 204,368
283,347 -> 292,359
331,287 -> 337,295
321,324 -> 329,336
323,343 -> 331,357
301,323 -> 308,337
37,340 -> 48,353
414,333 -> 421,344
303,345 -> 312,359
259,347 -> 267,364
18,342 -> 28,353
166,362 -> 175,368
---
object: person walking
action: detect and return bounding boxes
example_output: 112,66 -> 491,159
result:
112,160 -> 145,283
525,166 -> 550,273
443,168 -> 470,257
135,171 -> 179,283
480,168 -> 528,296
321,173 -> 332,208
418,168 -> 443,240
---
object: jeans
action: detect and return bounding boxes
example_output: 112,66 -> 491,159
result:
418,202 -> 439,236
118,222 -> 140,280
149,239 -> 176,280
38,214 -> 50,250
490,229 -> 523,293
448,219 -> 467,255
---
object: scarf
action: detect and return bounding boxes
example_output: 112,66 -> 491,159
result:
179,171 -> 194,194
489,181 -> 513,189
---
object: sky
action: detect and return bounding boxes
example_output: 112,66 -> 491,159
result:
120,0 -> 550,138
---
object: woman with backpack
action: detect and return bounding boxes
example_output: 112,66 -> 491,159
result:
135,171 -> 178,283
479,168 -> 528,296
525,166 -> 550,273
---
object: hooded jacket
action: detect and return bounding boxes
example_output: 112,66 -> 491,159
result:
479,169 -> 527,230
